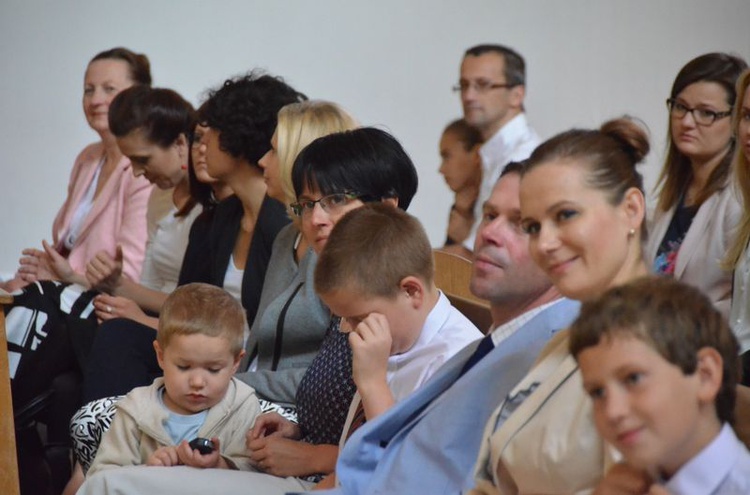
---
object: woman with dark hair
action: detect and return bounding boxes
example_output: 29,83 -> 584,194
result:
647,52 -> 747,320
77,127 -> 420,495
438,118 -> 483,250
82,85 -> 201,326
4,47 -> 154,292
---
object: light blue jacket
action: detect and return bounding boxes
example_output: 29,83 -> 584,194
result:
311,298 -> 580,495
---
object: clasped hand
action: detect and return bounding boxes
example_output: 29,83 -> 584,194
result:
246,412 -> 311,476
85,245 -> 124,293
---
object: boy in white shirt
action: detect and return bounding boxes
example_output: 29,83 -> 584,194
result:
313,203 -> 482,484
570,277 -> 750,495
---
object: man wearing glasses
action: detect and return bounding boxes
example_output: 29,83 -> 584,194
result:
454,44 -> 540,256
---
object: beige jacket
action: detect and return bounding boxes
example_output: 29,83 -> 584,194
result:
468,330 -> 619,495
646,183 -> 741,320
88,377 -> 261,476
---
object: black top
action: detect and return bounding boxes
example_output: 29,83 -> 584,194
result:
180,194 -> 290,326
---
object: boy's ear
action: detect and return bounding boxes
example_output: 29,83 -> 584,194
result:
400,276 -> 425,308
153,340 -> 166,371
695,347 -> 723,405
231,349 -> 246,374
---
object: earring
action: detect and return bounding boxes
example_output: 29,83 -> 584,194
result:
181,164 -> 188,170
628,228 -> 636,237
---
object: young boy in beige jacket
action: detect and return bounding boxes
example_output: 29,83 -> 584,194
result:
87,283 -> 261,476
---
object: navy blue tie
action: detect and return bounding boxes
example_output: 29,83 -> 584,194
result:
459,334 -> 494,376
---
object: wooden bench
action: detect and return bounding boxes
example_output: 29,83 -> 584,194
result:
0,290 -> 20,495
433,250 -> 492,333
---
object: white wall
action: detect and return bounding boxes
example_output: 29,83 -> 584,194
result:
1,0 -> 749,275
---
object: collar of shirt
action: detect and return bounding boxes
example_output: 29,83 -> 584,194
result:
479,113 -> 532,173
387,291 -> 451,374
663,423 -> 743,495
489,299 -> 561,347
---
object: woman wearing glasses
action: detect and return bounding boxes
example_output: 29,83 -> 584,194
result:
647,52 -> 747,321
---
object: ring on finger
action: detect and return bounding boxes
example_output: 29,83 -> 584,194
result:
106,305 -> 113,314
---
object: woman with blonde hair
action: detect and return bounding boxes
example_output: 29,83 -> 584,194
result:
265,100 -> 359,208
725,69 -> 750,383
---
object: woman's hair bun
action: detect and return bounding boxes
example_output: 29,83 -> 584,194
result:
600,116 -> 650,165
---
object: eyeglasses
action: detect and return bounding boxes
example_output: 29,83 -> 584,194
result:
190,132 -> 205,149
452,80 -> 516,94
666,99 -> 732,126
290,192 -> 363,217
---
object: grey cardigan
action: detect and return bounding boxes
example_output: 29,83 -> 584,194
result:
237,223 -> 330,407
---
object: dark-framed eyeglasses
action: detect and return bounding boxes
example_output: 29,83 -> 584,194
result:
290,192 -> 363,218
452,80 -> 516,94
666,98 -> 732,126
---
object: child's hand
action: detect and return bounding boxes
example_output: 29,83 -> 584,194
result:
176,437 -> 223,469
146,446 -> 181,467
348,313 -> 392,390
593,462 -> 652,495
247,412 -> 301,443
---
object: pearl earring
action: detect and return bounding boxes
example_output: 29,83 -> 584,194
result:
628,228 -> 636,237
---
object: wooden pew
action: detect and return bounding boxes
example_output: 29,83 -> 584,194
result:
0,289 -> 20,495
433,250 -> 493,333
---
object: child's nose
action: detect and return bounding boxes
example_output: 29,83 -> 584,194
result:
189,372 -> 206,389
603,389 -> 629,421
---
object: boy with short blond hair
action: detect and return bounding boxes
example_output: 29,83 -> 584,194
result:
315,203 -> 482,440
570,277 -> 750,494
87,283 -> 261,476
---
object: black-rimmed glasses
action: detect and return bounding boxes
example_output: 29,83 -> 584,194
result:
666,98 -> 732,126
452,80 -> 516,94
290,192 -> 363,218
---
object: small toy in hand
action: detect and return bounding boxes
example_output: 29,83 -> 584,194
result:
188,437 -> 215,455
